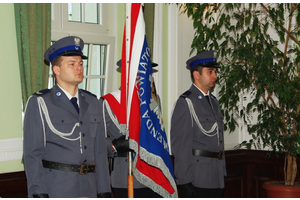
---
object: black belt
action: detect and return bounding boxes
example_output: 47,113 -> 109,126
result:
117,152 -> 128,157
42,160 -> 96,175
117,151 -> 135,157
192,149 -> 223,160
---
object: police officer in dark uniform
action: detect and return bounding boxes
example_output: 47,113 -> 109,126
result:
23,36 -> 111,198
99,60 -> 162,198
170,51 -> 227,198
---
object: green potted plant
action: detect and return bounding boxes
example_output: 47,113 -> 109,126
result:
181,3 -> 300,196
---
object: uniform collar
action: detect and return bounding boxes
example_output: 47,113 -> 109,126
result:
57,84 -> 79,100
193,83 -> 210,96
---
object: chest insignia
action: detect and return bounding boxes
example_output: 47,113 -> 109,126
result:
55,91 -> 62,97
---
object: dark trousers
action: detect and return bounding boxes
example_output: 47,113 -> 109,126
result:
194,187 -> 224,198
113,187 -> 162,198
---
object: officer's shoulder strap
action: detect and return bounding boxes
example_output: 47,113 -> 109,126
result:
210,93 -> 216,99
80,89 -> 97,98
33,89 -> 50,96
180,90 -> 191,99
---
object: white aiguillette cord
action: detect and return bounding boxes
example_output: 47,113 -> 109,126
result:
37,96 -> 83,153
102,100 -> 125,136
185,97 -> 220,146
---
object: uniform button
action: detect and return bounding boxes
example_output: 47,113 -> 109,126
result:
82,133 -> 85,137
220,141 -> 223,143
61,120 -> 64,123
84,146 -> 87,149
125,159 -> 127,162
84,159 -> 87,163
80,121 -> 83,124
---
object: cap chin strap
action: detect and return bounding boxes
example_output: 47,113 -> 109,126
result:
185,97 -> 220,147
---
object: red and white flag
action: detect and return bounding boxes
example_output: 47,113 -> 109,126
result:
120,3 -> 178,198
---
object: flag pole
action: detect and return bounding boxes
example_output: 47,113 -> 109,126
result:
126,3 -> 134,198
127,151 -> 134,198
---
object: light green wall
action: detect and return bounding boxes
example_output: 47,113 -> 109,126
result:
0,3 -> 22,140
162,4 -> 169,133
1,160 -> 24,173
0,3 -> 23,173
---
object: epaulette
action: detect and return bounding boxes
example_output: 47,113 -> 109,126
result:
180,91 -> 191,99
33,89 -> 50,96
80,89 -> 97,98
211,94 -> 216,99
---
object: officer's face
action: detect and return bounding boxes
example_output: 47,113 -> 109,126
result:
53,56 -> 84,87
194,67 -> 217,93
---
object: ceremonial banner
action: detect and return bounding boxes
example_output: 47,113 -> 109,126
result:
120,3 -> 178,198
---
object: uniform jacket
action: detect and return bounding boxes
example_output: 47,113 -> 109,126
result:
23,84 -> 110,198
99,90 -> 146,189
170,84 -> 227,189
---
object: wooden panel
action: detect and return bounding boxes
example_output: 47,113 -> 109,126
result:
225,149 -> 300,198
224,176 -> 243,197
0,171 -> 27,198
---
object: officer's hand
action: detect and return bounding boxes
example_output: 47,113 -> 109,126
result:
112,135 -> 130,153
179,182 -> 196,198
97,192 -> 111,198
32,194 -> 49,198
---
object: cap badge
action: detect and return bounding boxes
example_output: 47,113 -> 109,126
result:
213,51 -> 217,58
74,37 -> 80,46
55,91 -> 62,97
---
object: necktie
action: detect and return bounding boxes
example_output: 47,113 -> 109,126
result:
205,95 -> 212,107
70,97 -> 79,113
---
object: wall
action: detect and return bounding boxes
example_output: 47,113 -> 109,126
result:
0,3 -> 23,173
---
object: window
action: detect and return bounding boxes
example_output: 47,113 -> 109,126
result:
50,3 -> 115,98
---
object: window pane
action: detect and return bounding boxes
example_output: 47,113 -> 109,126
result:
79,78 -> 87,90
91,44 -> 107,76
68,3 -> 82,22
82,44 -> 89,76
100,45 -> 107,76
85,3 -> 99,24
48,64 -> 54,88
89,78 -> 105,98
